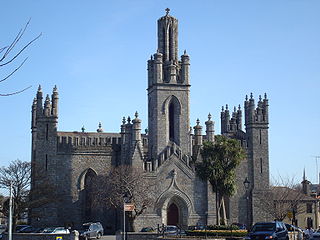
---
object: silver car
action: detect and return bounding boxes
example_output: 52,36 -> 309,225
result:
79,222 -> 104,239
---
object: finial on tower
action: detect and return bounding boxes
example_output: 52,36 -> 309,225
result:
97,122 -> 103,132
222,106 -> 224,111
208,113 -> 212,121
122,116 -> 126,125
196,118 -> 200,125
135,111 -> 139,118
184,49 -> 187,55
245,95 -> 248,101
127,116 -> 131,124
226,104 -> 229,110
259,95 -> 262,101
165,8 -> 170,16
38,85 -> 42,92
53,85 -> 57,92
234,106 -> 236,112
250,92 -> 253,99
264,93 -> 268,99
238,104 -> 241,110
81,125 -> 85,132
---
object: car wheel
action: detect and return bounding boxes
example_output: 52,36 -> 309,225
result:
96,232 -> 102,239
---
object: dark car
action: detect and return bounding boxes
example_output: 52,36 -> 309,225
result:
246,221 -> 288,240
140,227 -> 154,232
79,222 -> 104,239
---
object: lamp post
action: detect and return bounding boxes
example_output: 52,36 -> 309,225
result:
243,177 -> 250,230
123,193 -> 129,240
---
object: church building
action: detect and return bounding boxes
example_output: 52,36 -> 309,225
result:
30,9 -> 270,231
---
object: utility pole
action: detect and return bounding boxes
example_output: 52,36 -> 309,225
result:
8,181 -> 13,240
312,156 -> 320,185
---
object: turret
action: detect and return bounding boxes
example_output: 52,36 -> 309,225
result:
153,50 -> 163,85
36,85 -> 43,117
51,85 -> 58,117
31,98 -> 37,130
181,50 -> 190,84
236,105 -> 242,131
44,94 -> 51,117
193,119 -> 203,146
205,113 -> 214,142
132,111 -> 142,142
147,55 -> 154,87
120,117 -> 126,144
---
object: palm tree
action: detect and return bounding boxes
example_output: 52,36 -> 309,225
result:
196,135 -> 246,225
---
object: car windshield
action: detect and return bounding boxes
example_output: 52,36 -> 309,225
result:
81,225 -> 90,231
166,226 -> 176,231
252,223 -> 275,232
42,228 -> 55,233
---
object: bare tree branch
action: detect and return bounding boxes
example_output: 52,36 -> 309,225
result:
0,85 -> 32,96
1,19 -> 41,96
0,57 -> 28,83
0,32 -> 42,67
91,165 -> 154,231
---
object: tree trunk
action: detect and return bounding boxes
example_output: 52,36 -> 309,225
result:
216,192 -> 221,225
221,197 -> 227,225
128,213 -> 136,232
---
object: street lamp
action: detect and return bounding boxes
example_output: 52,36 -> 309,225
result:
123,193 -> 129,240
243,177 -> 250,229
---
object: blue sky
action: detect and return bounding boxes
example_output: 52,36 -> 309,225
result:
1,0 -> 319,184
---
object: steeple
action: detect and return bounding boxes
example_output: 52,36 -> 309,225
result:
147,9 -> 191,166
157,8 -> 178,62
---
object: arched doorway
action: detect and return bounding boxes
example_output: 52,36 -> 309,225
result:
167,203 -> 179,226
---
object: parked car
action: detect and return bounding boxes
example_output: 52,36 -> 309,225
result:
188,225 -> 206,230
231,222 -> 247,230
140,227 -> 155,232
17,226 -> 44,233
41,227 -> 70,234
79,222 -> 104,239
163,225 -> 179,235
15,225 -> 31,232
0,225 -> 6,234
284,223 -> 303,240
311,229 -> 320,240
245,221 -> 288,240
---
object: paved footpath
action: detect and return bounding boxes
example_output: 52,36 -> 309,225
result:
101,235 -> 116,240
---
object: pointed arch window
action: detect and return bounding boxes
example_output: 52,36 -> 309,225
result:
169,102 -> 175,141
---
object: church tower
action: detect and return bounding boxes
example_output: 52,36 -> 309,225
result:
147,9 -> 191,168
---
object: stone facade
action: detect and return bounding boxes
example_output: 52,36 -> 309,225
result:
30,10 -> 270,231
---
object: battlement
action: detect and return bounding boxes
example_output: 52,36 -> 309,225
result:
244,93 -> 269,126
57,131 -> 148,152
